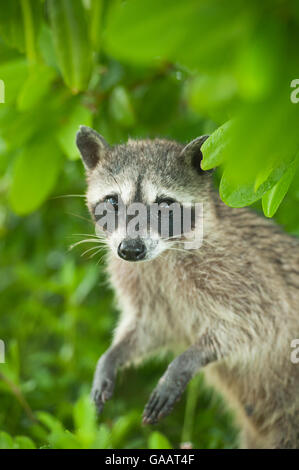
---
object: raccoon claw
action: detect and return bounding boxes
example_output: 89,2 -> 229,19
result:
142,379 -> 184,425
91,377 -> 115,414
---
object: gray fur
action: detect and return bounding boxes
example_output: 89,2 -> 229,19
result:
76,126 -> 299,449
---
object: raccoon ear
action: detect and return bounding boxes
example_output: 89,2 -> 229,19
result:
76,125 -> 111,170
180,135 -> 210,173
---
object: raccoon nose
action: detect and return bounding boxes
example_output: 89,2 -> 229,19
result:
118,239 -> 146,261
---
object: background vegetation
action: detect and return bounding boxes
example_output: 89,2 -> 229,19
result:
0,0 -> 299,449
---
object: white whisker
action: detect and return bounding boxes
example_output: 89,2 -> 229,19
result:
66,212 -> 93,224
51,194 -> 86,200
69,238 -> 104,250
89,247 -> 107,259
68,233 -> 106,239
81,244 -> 107,257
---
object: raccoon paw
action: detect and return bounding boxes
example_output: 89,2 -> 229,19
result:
142,376 -> 185,425
91,377 -> 115,414
91,355 -> 116,414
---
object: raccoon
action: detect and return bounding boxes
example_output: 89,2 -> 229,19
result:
76,125 -> 299,449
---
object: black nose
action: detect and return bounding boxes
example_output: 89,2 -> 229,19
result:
118,239 -> 146,261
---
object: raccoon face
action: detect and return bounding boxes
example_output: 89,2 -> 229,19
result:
76,126 -> 210,262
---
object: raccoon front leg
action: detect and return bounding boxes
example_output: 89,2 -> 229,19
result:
143,321 -> 257,424
92,323 -> 161,414
143,336 -> 218,424
91,331 -> 136,413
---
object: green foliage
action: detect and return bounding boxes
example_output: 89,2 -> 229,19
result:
9,137 -> 62,214
0,0 -> 298,219
48,0 -> 92,92
37,396 -> 112,449
0,0 -> 298,450
148,431 -> 172,450
0,431 -> 36,449
262,154 -> 299,218
104,0 -> 299,218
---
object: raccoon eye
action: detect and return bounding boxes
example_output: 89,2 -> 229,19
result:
104,195 -> 119,210
156,197 -> 176,208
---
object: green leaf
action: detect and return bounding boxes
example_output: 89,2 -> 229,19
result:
262,156 -> 299,218
37,412 -> 65,434
105,0 -> 249,71
110,411 -> 140,448
89,0 -> 104,51
217,96 -> 299,208
56,101 -> 93,159
109,86 -> 135,128
220,158 -> 292,208
187,74 -> 237,117
37,412 -> 80,449
93,424 -> 111,449
135,75 -> 182,127
105,0 -> 194,65
0,0 -> 41,57
0,0 -> 25,52
235,22 -> 283,101
0,107 -> 40,151
73,394 -> 97,446
254,162 -> 274,193
17,64 -> 57,111
0,59 -> 28,104
0,431 -> 14,449
148,431 -> 172,449
9,136 -> 63,215
201,121 -> 232,170
48,0 -> 92,92
38,24 -> 59,69
14,436 -> 36,449
20,0 -> 40,63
